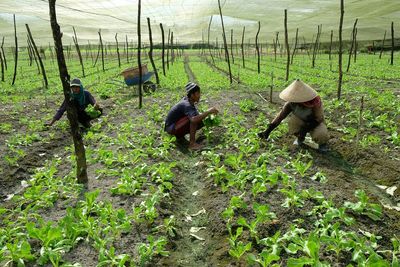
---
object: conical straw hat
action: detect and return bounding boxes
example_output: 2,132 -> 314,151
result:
279,79 -> 317,103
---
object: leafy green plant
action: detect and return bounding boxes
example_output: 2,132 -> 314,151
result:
85,104 -> 101,118
3,240 -> 35,267
344,190 -> 382,221
138,236 -> 169,266
203,114 -> 222,127
238,99 -> 257,112
291,155 -> 313,178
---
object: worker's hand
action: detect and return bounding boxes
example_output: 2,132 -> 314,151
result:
208,107 -> 219,115
44,121 -> 53,128
258,130 -> 270,140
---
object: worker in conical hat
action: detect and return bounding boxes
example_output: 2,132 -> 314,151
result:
258,79 -> 329,152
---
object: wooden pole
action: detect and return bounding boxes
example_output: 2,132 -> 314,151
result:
284,10 -> 290,81
230,29 -> 234,64
274,32 -> 278,62
0,49 -> 4,82
390,22 -> 394,65
312,25 -> 321,68
337,0 -> 344,100
11,14 -> 18,86
379,30 -> 386,59
160,23 -> 166,76
137,0 -> 143,108
27,36 -> 33,67
1,37 -> 7,70
291,28 -> 298,64
72,27 -> 85,77
207,16 -> 215,65
166,29 -> 170,70
49,0 -> 88,184
126,35 -> 129,63
256,21 -> 261,73
241,26 -> 245,68
270,71 -> 274,103
98,29 -> 105,72
346,18 -> 358,72
218,0 -> 233,84
147,17 -> 159,85
354,28 -> 358,63
329,30 -> 333,61
28,37 -> 40,74
26,24 -> 48,88
354,96 -> 364,156
171,31 -> 174,65
115,33 -> 121,68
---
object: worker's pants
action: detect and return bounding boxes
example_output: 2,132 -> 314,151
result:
288,115 -> 329,145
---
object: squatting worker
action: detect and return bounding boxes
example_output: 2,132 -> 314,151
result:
258,79 -> 329,152
46,78 -> 102,128
164,82 -> 219,150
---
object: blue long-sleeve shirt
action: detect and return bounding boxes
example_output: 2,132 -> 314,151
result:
53,90 -> 96,121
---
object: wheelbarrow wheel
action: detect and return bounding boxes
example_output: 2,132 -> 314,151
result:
143,81 -> 156,93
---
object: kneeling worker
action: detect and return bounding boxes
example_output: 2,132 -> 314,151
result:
258,79 -> 329,152
164,82 -> 219,150
46,78 -> 102,128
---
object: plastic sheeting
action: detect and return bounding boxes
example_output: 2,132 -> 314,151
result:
0,0 -> 399,46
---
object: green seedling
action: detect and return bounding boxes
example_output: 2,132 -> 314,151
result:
344,190 -> 382,221
138,236 -> 169,266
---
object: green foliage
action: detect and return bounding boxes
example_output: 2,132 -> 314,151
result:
344,190 -> 382,221
85,104 -> 101,119
239,99 -> 257,112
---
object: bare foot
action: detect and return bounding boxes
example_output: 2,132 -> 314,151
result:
189,142 -> 203,150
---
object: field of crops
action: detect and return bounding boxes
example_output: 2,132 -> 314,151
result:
1,46 -> 400,266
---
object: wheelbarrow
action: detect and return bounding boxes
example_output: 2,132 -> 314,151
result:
120,64 -> 156,93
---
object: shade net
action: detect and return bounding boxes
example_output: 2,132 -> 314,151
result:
0,0 -> 399,46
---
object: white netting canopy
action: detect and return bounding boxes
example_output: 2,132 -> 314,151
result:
0,0 -> 399,46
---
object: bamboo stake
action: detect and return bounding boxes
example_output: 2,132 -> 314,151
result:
329,30 -> 333,61
230,29 -> 234,64
137,0 -> 143,108
115,33 -> 121,68
390,22 -> 394,65
126,35 -> 129,63
28,37 -> 40,74
241,26 -> 245,68
73,27 -> 85,77
98,29 -> 105,72
166,29 -> 170,70
160,23 -> 166,76
291,28 -> 298,64
26,24 -> 48,87
379,30 -> 386,59
27,36 -> 33,66
11,14 -> 18,86
354,28 -> 358,63
147,17 -> 159,85
256,21 -> 261,74
1,37 -> 7,70
218,0 -> 233,84
270,71 -> 274,103
284,10 -> 290,81
346,18 -> 358,72
171,31 -> 174,65
354,96 -> 364,156
0,49 -> 4,82
207,16 -> 215,65
337,0 -> 344,100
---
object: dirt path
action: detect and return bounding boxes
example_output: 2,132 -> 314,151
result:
157,151 -> 230,267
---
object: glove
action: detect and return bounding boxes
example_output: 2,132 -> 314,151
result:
258,123 -> 278,140
258,130 -> 271,140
